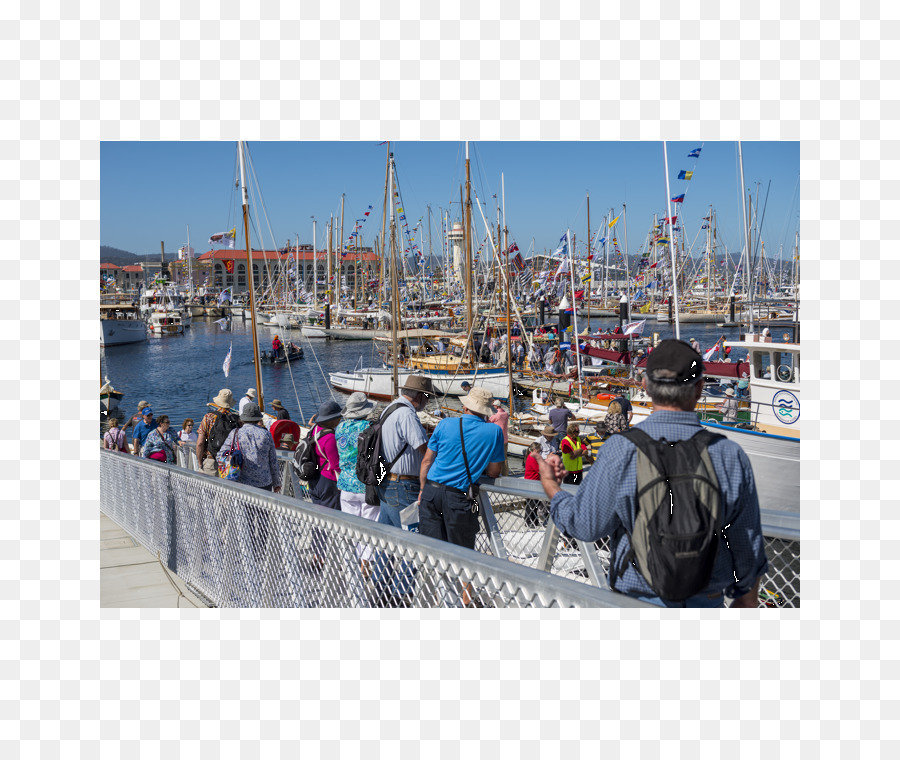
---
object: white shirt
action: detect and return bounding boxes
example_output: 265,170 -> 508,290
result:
239,395 -> 254,414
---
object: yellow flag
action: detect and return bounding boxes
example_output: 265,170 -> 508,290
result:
609,215 -> 620,227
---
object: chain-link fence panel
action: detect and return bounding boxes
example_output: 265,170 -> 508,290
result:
101,450 -> 649,609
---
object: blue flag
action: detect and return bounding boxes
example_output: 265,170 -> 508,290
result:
688,148 -> 701,158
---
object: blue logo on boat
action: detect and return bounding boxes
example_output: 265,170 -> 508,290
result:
772,390 -> 799,424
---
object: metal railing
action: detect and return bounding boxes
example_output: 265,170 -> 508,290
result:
102,449 -> 649,608
110,446 -> 800,608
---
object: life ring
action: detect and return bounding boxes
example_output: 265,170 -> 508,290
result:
596,393 -> 615,401
270,419 -> 301,451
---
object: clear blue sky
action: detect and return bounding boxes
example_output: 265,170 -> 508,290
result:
101,141 -> 799,265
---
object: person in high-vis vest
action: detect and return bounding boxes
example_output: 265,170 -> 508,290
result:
560,423 -> 589,485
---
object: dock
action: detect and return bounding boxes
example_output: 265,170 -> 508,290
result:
100,510 -> 207,608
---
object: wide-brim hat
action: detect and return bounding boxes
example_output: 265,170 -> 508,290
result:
209,389 -> 235,409
239,402 -> 264,422
461,386 -> 495,416
246,388 -> 257,398
343,392 -> 374,419
542,425 -> 557,437
400,375 -> 434,396
271,399 -> 285,409
645,339 -> 704,385
316,399 -> 344,423
724,387 -> 735,396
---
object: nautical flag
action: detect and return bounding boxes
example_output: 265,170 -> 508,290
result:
609,215 -> 620,227
581,272 -> 591,283
671,194 -> 685,203
512,252 -> 525,271
218,287 -> 233,304
703,343 -> 718,361
650,261 -> 659,268
178,245 -> 195,258
508,242 -> 519,254
664,215 -> 678,224
677,170 -> 693,180
223,259 -> 234,274
688,148 -> 701,158
552,234 -> 568,257
209,228 -> 236,248
622,319 -> 646,336
554,258 -> 569,277
214,318 -> 229,331
222,342 -> 233,378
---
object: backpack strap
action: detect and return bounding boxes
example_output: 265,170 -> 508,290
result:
379,400 -> 410,465
460,418 -> 474,490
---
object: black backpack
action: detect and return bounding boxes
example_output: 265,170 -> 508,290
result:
610,428 -> 725,602
292,427 -> 334,483
355,402 -> 410,506
208,411 -> 240,458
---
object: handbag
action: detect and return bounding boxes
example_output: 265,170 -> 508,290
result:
459,419 -> 479,513
217,429 -> 243,480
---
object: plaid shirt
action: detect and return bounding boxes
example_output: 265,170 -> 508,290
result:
549,410 -> 769,600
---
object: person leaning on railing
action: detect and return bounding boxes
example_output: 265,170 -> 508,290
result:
537,339 -> 769,609
196,388 -> 236,477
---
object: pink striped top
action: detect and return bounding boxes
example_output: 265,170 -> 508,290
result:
313,425 -> 340,482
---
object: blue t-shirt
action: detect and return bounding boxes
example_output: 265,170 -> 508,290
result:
132,419 -> 158,449
426,414 -> 505,492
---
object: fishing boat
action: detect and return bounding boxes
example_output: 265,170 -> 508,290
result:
147,310 -> 185,335
100,304 -> 147,346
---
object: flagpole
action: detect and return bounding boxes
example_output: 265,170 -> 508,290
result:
238,141 -> 265,410
662,141 -> 681,340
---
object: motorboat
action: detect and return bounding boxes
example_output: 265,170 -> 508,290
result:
100,304 -> 147,346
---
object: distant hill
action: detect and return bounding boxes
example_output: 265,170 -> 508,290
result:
100,245 -> 180,267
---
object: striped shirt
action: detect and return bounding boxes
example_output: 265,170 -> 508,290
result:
549,410 -> 769,600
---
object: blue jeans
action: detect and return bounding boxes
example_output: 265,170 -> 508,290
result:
372,480 -> 420,600
634,592 -> 726,608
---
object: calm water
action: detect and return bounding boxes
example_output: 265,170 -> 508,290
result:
99,315 -> 754,432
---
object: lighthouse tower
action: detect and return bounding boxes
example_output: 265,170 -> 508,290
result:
447,222 -> 465,285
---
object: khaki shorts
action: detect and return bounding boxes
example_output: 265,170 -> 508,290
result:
200,456 -> 218,476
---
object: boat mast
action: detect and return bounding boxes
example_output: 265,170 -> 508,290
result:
389,154 -> 399,398
379,143 -> 390,307
311,217 -> 317,306
502,174 -> 512,408
339,193 -> 345,309
706,204 -> 712,312
662,141 -> 681,340
565,229 -> 584,405
586,191 -> 591,335
738,141 -> 752,333
465,142 -> 473,343
187,225 -> 193,299
238,141 -> 264,410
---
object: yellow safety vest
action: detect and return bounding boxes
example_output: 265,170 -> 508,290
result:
561,435 -> 583,472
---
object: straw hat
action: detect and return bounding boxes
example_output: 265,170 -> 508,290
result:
542,424 -> 557,437
399,375 -> 434,396
343,392 -> 375,420
461,386 -> 495,417
724,387 -> 735,396
246,388 -> 257,398
239,402 -> 264,422
209,389 -> 235,409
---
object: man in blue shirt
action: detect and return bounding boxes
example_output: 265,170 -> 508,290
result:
131,407 -> 158,456
419,387 -> 505,551
537,339 -> 768,608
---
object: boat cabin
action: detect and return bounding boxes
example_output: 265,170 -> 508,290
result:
723,338 -> 800,437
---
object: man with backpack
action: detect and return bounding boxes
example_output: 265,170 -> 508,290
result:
196,388 -> 239,476
537,339 -> 769,608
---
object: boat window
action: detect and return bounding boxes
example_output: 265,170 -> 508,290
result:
752,350 -> 772,380
774,351 -> 797,384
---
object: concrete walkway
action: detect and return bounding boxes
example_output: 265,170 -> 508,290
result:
100,511 -> 208,608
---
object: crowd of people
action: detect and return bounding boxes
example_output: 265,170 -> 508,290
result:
102,338 -> 768,608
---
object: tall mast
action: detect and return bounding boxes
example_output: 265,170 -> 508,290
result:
238,141 -> 264,410
662,141 -> 681,340
586,191 -> 591,334
502,174 -> 512,408
339,194 -> 345,308
380,143 -> 390,305
566,229 -> 584,406
706,204 -> 712,312
187,225 -> 193,298
389,154 -> 399,397
311,218 -> 317,305
465,142 -> 473,338
738,141 -> 752,332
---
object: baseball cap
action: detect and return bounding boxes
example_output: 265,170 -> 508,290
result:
142,407 -> 153,416
645,339 -> 704,384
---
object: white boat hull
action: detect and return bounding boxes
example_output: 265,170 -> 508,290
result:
331,367 -> 513,401
100,318 -> 148,346
701,422 -> 799,513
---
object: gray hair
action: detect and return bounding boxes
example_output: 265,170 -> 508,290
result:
644,369 -> 702,411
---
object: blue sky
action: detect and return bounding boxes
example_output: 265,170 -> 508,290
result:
101,141 -> 799,265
